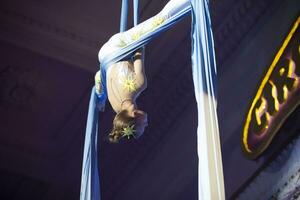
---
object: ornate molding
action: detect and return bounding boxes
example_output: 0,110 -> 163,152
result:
0,8 -> 99,49
213,0 -> 280,66
0,65 -> 39,110
0,0 -> 187,73
0,8 -> 99,71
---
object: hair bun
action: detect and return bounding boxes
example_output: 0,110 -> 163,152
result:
108,130 -> 120,143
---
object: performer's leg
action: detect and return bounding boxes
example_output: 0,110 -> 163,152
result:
159,0 -> 190,17
98,0 -> 190,62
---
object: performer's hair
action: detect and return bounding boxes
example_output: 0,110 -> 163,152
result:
108,110 -> 135,143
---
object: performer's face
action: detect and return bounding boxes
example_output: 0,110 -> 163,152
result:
133,110 -> 148,138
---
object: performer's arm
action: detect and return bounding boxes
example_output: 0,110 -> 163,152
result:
133,48 -> 144,74
133,48 -> 146,86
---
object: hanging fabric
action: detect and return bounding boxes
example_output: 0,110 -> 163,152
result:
80,1 -> 139,199
191,0 -> 225,199
80,87 -> 100,200
120,0 -> 128,32
133,0 -> 139,27
80,0 -> 225,199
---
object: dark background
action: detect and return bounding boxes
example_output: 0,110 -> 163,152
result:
0,0 -> 299,199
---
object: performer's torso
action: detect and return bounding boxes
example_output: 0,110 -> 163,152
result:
107,61 -> 147,112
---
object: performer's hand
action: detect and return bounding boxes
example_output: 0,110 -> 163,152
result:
133,47 -> 144,60
133,47 -> 145,75
95,71 -> 102,95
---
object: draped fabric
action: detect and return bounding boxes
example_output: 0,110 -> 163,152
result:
80,0 -> 225,199
191,0 -> 225,199
80,87 -> 100,200
80,1 -> 140,199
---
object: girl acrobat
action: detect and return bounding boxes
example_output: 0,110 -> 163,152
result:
104,48 -> 148,143
96,0 -> 190,142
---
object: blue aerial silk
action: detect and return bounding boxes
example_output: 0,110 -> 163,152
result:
191,1 -> 224,199
80,0 -> 224,199
80,1 -> 140,199
80,87 -> 100,200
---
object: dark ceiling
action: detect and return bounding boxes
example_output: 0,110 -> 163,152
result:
0,0 -> 299,199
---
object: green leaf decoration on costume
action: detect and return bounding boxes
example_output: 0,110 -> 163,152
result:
122,125 -> 136,139
131,31 -> 142,41
123,77 -> 137,92
117,34 -> 127,47
151,15 -> 167,30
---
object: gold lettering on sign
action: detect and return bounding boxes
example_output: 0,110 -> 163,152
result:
242,16 -> 300,159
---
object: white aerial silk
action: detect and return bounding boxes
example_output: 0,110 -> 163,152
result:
81,0 -> 225,199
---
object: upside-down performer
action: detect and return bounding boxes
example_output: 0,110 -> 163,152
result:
81,0 -> 225,199
102,48 -> 148,142
96,0 -> 190,142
